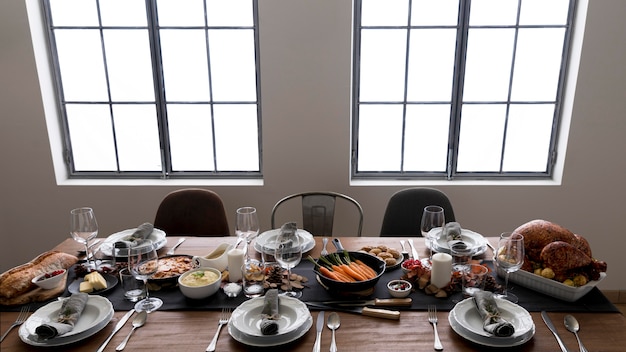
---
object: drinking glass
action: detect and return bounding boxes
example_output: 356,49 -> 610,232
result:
236,207 -> 260,263
495,232 -> 525,303
129,240 -> 163,312
70,207 -> 98,270
274,230 -> 302,298
421,206 -> 445,260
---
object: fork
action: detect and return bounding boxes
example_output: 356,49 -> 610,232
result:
428,305 -> 443,351
206,308 -> 231,351
0,305 -> 30,343
321,237 -> 329,256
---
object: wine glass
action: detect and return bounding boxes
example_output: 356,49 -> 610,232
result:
236,207 -> 260,263
129,240 -> 163,313
495,232 -> 525,303
421,205 -> 445,260
70,207 -> 98,270
274,230 -> 302,298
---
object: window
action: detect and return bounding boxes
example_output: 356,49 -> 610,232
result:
352,0 -> 576,180
43,0 -> 261,179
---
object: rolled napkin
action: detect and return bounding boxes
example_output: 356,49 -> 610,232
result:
116,222 -> 154,250
259,289 -> 280,335
35,293 -> 89,339
443,222 -> 463,241
279,222 -> 297,237
473,290 -> 515,337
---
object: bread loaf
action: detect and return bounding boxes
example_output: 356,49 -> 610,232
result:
0,251 -> 78,303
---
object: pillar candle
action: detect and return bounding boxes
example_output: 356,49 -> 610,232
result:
227,248 -> 244,282
430,252 -> 453,289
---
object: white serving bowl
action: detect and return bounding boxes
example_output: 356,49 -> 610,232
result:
32,269 -> 67,290
387,279 -> 412,298
178,267 -> 222,300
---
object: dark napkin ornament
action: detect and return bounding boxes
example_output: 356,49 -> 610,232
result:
35,292 -> 89,339
260,289 -> 280,335
473,290 -> 515,337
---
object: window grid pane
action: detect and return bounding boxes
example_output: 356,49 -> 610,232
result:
44,0 -> 261,178
353,0 -> 575,179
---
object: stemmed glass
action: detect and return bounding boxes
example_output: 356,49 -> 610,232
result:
236,207 -> 260,264
421,206 -> 445,260
274,230 -> 302,298
70,207 -> 98,270
495,232 -> 525,303
129,240 -> 163,313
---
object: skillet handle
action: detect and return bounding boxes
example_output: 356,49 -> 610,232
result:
332,238 -> 344,251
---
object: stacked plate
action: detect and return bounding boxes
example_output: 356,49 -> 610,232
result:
448,297 -> 535,347
427,228 -> 488,256
19,295 -> 114,347
254,229 -> 315,255
99,228 -> 168,257
228,295 -> 313,347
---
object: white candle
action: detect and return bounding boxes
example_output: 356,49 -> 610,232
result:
227,248 -> 244,282
430,253 -> 453,289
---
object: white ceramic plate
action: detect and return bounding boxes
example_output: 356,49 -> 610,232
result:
230,295 -> 311,338
229,315 -> 313,347
254,229 -> 315,254
19,295 -> 114,346
427,228 -> 487,256
99,228 -> 167,257
496,266 -> 606,302
448,297 -> 535,347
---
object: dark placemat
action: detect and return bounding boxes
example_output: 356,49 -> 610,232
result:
1,261 -> 618,313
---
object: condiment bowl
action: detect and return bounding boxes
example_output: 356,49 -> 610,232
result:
32,269 -> 67,290
178,267 -> 222,299
387,279 -> 412,298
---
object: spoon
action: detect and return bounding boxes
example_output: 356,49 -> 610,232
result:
564,314 -> 588,352
327,312 -> 340,352
116,311 -> 147,351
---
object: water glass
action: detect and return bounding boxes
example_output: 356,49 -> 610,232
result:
461,264 -> 488,298
119,268 -> 145,302
242,262 -> 265,298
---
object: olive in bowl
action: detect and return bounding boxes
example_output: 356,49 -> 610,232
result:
178,267 -> 222,300
32,269 -> 67,290
387,279 -> 412,298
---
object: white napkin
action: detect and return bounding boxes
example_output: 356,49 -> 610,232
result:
473,290 -> 515,337
260,289 -> 280,335
35,293 -> 89,339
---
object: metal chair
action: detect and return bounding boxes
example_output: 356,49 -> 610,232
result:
380,188 -> 456,237
270,192 -> 364,237
154,188 -> 230,237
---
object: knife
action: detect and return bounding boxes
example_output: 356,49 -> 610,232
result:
408,239 -> 419,260
541,311 -> 571,352
311,297 -> 412,307
312,311 -> 324,352
97,309 -> 135,352
305,302 -> 400,320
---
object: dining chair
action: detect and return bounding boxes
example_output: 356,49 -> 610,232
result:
379,187 -> 456,237
270,192 -> 364,237
153,188 -> 230,237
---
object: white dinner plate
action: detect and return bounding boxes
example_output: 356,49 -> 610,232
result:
99,228 -> 167,257
448,296 -> 535,347
427,228 -> 487,256
254,229 -> 315,254
230,295 -> 311,338
229,315 -> 313,347
19,295 -> 114,347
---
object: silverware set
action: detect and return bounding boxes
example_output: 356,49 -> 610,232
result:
543,311 -> 588,352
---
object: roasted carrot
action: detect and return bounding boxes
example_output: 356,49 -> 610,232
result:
355,259 -> 378,278
340,264 -> 368,281
319,266 -> 345,281
350,262 -> 375,280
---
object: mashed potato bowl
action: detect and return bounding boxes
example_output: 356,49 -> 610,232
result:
178,267 -> 222,299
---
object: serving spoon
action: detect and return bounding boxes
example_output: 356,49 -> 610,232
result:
116,311 -> 147,351
327,312 -> 340,352
564,314 -> 588,352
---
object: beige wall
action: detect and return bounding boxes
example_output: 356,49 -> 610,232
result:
1,1 -> 625,291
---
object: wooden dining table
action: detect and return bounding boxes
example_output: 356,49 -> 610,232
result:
1,236 -> 625,351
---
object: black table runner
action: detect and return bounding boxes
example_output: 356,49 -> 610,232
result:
1,261 -> 618,313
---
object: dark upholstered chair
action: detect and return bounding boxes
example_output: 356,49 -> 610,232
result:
154,188 -> 230,237
380,188 -> 456,237
271,192 -> 364,237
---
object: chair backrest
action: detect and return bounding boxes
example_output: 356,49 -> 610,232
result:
271,192 -> 364,237
154,188 -> 230,237
380,187 -> 456,237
